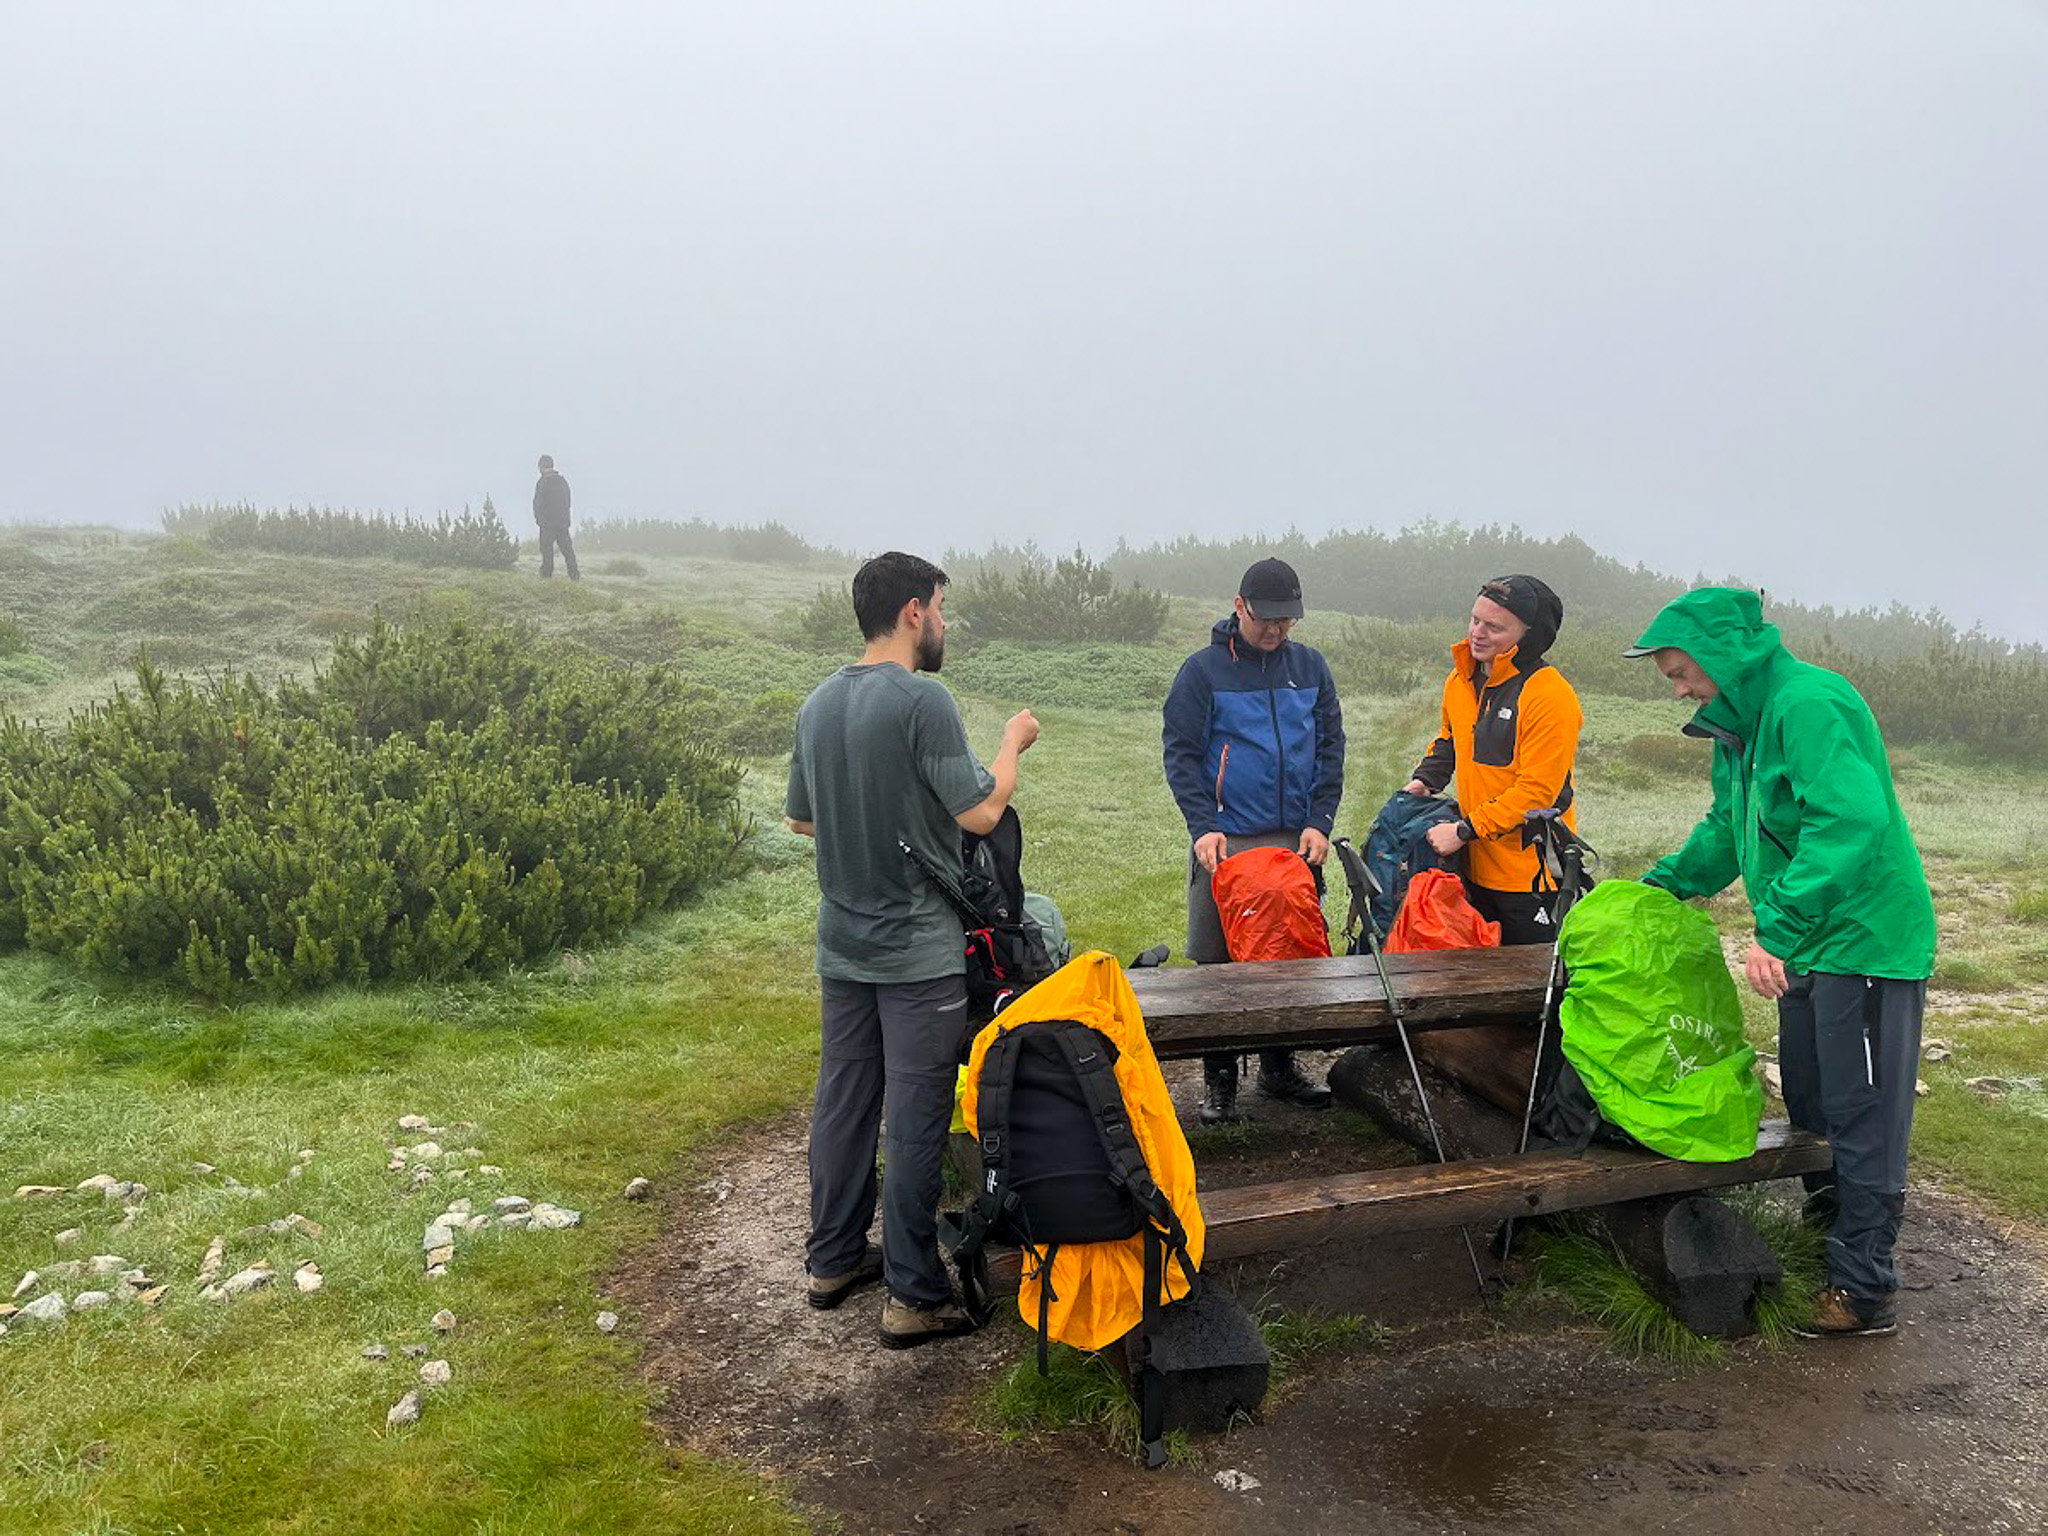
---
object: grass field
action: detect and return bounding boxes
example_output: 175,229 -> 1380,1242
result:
2,527 -> 2044,1532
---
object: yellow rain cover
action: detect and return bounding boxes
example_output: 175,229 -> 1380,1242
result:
960,950 -> 1206,1350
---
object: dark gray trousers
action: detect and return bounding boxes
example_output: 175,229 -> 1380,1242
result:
809,974 -> 967,1308
538,526 -> 578,579
1778,971 -> 1926,1300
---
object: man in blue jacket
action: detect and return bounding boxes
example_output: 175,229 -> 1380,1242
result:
1164,557 -> 1345,1123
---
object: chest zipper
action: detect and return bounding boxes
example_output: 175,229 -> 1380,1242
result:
1215,743 -> 1230,813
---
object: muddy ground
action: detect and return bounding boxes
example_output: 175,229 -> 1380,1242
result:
618,1057 -> 2048,1535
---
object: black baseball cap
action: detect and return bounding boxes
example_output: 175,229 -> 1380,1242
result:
1239,557 -> 1304,620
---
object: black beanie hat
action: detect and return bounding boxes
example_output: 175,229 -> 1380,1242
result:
1479,574 -> 1564,659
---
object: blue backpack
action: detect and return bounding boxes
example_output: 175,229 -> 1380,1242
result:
1354,790 -> 1463,935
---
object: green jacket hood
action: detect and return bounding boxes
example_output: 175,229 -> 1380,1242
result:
1630,588 -> 1788,737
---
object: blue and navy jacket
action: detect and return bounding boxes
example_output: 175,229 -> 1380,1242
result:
1163,616 -> 1346,839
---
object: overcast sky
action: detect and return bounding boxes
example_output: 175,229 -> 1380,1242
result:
6,3 -> 2045,638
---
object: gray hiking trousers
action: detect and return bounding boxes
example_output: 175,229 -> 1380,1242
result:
1778,971 -> 1926,1300
1187,830 -> 1316,1079
809,974 -> 967,1308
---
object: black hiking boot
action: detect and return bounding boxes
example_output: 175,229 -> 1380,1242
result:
1199,1056 -> 1242,1125
1791,1287 -> 1898,1339
1256,1051 -> 1332,1111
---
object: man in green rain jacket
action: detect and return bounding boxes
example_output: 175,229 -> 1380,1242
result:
1628,587 -> 1936,1338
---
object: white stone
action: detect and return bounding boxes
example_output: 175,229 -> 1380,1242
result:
458,1148 -> 483,1161
595,1311 -> 620,1334
424,1265 -> 448,1280
20,1292 -> 67,1324
198,1235 -> 226,1286
493,1197 -> 531,1214
397,1115 -> 430,1133
1916,1078 -> 1931,1098
409,1168 -> 435,1189
401,1343 -> 430,1358
421,1224 -> 455,1253
192,1162 -> 217,1176
431,1309 -> 457,1333
529,1204 -> 582,1231
477,1165 -> 504,1177
425,1246 -> 455,1268
138,1285 -> 168,1308
71,1290 -> 113,1311
287,1165 -> 303,1180
283,1213 -> 325,1239
386,1390 -> 422,1427
1761,1061 -> 1784,1098
14,1185 -> 65,1199
76,1174 -> 117,1194
622,1177 -> 652,1202
408,1142 -> 443,1161
1214,1469 -> 1262,1493
86,1254 -> 128,1277
218,1263 -> 275,1298
296,1149 -> 316,1164
464,1215 -> 488,1231
12,1271 -> 37,1300
121,1269 -> 150,1289
294,1262 -> 324,1294
54,1229 -> 82,1247
362,1344 -> 389,1361
419,1359 -> 451,1388
497,1212 -> 530,1228
105,1181 -> 142,1201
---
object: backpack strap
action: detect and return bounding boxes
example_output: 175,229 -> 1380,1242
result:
900,837 -> 987,929
947,1027 -> 1029,1326
1041,1024 -> 1202,1305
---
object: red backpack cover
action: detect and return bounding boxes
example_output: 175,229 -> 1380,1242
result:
1387,868 -> 1501,953
1212,847 -> 1331,963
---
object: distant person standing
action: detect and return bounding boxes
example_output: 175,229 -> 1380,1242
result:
532,454 -> 578,580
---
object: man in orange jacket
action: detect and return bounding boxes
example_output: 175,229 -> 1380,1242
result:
1403,576 -> 1583,944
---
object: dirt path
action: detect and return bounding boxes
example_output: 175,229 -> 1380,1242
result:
619,1068 -> 2048,1535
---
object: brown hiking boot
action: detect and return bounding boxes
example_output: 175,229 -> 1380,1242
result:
806,1244 -> 883,1311
1792,1287 -> 1897,1338
877,1294 -> 978,1349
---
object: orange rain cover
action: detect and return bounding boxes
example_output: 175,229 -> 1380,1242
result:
961,951 -> 1205,1351
1386,867 -> 1502,952
1211,846 -> 1331,963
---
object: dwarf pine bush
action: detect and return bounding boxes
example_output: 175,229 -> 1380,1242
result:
163,500 -> 519,569
0,616 -> 745,996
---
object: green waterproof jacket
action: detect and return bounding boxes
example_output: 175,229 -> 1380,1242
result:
1634,588 -> 1936,981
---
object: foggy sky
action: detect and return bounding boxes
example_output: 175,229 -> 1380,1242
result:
6,3 -> 2045,639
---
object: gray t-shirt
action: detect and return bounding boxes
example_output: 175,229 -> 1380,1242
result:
786,663 -> 997,983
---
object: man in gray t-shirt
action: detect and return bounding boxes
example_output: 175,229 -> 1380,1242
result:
785,551 -> 1038,1348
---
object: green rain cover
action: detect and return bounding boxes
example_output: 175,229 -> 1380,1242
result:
1556,882 -> 1763,1162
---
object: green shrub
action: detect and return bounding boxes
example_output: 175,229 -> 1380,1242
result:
952,548 -> 1170,644
783,584 -> 858,651
2013,887 -> 2048,925
721,689 -> 803,757
0,614 -> 27,657
579,517 -> 844,564
165,499 -> 519,570
0,616 -> 745,996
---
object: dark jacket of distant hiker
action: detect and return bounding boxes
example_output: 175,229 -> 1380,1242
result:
533,470 -> 572,528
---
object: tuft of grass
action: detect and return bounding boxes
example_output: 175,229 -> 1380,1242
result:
1525,1221 -> 1726,1368
2012,886 -> 2048,925
977,1341 -> 1194,1465
1260,1307 -> 1388,1379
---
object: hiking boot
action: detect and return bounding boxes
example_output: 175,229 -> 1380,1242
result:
1256,1052 -> 1332,1111
877,1294 -> 978,1349
1792,1287 -> 1898,1339
1199,1057 -> 1241,1125
806,1244 -> 883,1311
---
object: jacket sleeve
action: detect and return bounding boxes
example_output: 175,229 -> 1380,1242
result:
1162,656 -> 1217,839
532,480 -> 545,520
1750,698 -> 1893,962
1461,674 -> 1583,843
1308,651 -> 1345,833
1643,757 -> 1739,900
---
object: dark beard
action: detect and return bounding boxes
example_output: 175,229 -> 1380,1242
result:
915,630 -> 945,673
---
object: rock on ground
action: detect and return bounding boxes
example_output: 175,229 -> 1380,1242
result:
294,1263 -> 324,1294
419,1359 -> 452,1388
596,1311 -> 620,1334
217,1262 -> 275,1298
431,1309 -> 457,1333
386,1390 -> 422,1428
362,1344 -> 390,1361
623,1177 -> 653,1202
71,1290 -> 113,1311
529,1204 -> 582,1230
20,1292 -> 67,1324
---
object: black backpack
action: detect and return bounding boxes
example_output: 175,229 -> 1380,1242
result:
902,805 -> 1058,1030
944,1013 -> 1198,1468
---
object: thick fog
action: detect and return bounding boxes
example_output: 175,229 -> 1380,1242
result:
4,3 -> 2044,637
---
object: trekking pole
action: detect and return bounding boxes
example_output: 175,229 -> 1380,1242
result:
1499,815 -> 1587,1260
1335,839 -> 1494,1304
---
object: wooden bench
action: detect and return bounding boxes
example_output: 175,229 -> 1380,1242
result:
970,951 -> 1830,1299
